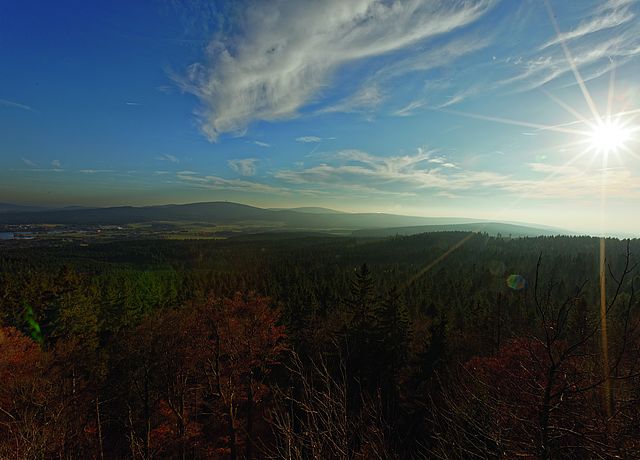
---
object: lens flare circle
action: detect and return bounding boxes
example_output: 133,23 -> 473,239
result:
589,119 -> 631,154
506,274 -> 527,291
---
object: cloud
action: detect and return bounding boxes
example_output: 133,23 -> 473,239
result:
228,158 -> 259,176
436,191 -> 461,199
273,146 -> 640,200
155,154 -> 180,164
21,157 -> 37,167
499,1 -> 640,92
392,99 -> 425,117
274,148 -> 471,192
436,85 -> 483,108
253,140 -> 270,147
296,136 -> 323,143
0,98 -> 33,111
78,169 -> 115,174
539,6 -> 634,50
321,84 -> 386,114
51,159 -> 62,169
177,0 -> 495,140
125,101 -> 142,106
177,171 -> 290,195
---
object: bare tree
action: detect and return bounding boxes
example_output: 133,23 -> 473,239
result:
427,242 -> 640,459
267,347 -> 398,460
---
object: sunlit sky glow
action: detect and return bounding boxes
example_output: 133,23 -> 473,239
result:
1,0 -> 640,236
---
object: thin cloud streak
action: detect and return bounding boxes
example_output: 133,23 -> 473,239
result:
0,98 -> 34,111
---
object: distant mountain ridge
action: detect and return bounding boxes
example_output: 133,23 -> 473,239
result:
352,222 -> 568,238
268,206 -> 346,214
0,203 -> 50,213
0,201 -> 568,236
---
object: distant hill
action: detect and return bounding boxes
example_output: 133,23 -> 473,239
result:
0,203 -> 49,213
352,222 -> 568,238
269,206 -> 346,214
0,201 -> 567,236
0,201 -> 473,227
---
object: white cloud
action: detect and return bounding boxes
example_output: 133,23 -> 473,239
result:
155,154 -> 180,164
178,0 -> 495,140
499,1 -> 640,92
228,158 -> 259,176
273,147 -> 640,200
78,169 -> 115,174
392,99 -> 425,117
177,171 -> 292,195
427,156 -> 446,164
51,159 -> 62,169
321,84 -> 386,114
254,140 -> 270,148
296,136 -> 322,143
436,191 -> 461,199
21,157 -> 37,167
540,6 -> 634,50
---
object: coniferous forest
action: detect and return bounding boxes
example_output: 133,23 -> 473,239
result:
1,232 -> 639,459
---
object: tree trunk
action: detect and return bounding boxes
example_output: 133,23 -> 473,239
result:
228,399 -> 237,460
96,396 -> 104,460
539,365 -> 556,460
246,380 -> 254,460
144,369 -> 151,460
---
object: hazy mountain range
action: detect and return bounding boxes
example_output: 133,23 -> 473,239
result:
0,201 -> 569,237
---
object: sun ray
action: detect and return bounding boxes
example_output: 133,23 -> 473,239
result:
606,61 -> 616,121
619,144 -> 640,163
544,0 -> 602,123
402,233 -> 475,290
439,108 -> 589,136
541,88 -> 591,126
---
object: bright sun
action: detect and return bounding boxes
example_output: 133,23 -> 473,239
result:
589,119 -> 631,154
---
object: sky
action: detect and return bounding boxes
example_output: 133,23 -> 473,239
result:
1,0 -> 640,235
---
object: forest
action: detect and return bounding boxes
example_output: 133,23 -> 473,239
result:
1,232 -> 639,459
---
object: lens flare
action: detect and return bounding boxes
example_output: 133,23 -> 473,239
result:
506,274 -> 527,291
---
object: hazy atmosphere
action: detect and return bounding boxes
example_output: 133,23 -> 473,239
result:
2,0 -> 639,235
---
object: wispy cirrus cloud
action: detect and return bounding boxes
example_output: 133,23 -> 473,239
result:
253,140 -> 270,148
320,84 -> 386,114
296,136 -> 323,143
273,147 -> 640,200
539,5 -> 634,50
177,0 -> 495,140
155,154 -> 180,164
0,98 -> 33,111
392,99 -> 425,117
499,1 -> 640,92
228,158 -> 258,176
176,170 -> 294,195
78,169 -> 116,174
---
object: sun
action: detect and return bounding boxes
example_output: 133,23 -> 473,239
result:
588,119 -> 632,154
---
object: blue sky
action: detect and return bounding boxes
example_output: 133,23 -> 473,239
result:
1,0 -> 640,234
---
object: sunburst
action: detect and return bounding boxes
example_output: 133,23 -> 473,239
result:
588,118 -> 633,155
432,0 -> 640,425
